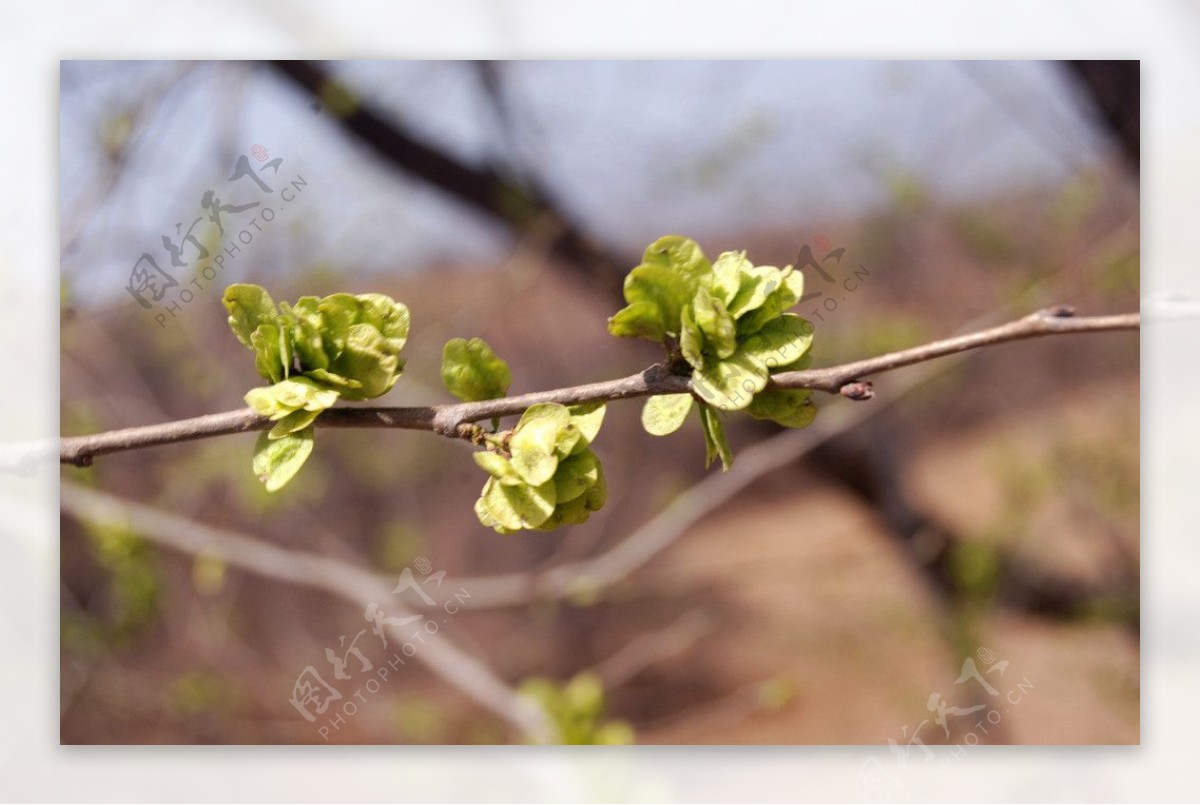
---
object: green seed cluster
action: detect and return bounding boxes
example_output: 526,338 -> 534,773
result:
609,235 -> 818,470
473,403 -> 608,534
222,283 -> 409,491
519,673 -> 633,745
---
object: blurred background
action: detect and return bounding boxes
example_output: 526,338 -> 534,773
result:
59,60 -> 1139,745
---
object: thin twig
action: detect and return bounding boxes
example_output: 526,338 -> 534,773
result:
776,306 -> 1138,398
58,482 -> 553,743
59,306 -> 1138,466
594,611 -> 712,689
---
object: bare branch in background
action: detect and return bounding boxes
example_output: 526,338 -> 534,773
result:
268,60 -> 629,293
595,612 -> 713,689
60,306 -> 1139,466
59,482 -> 553,743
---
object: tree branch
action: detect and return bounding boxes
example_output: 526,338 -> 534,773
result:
268,60 -> 629,292
59,481 -> 554,743
59,306 -> 1138,466
773,305 -> 1138,399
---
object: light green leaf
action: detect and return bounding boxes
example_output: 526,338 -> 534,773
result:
223,284 -> 278,350
510,404 -> 571,485
249,323 -> 287,383
746,388 -> 817,429
477,476 -> 556,531
554,449 -> 600,504
511,448 -> 558,487
608,301 -> 666,342
245,377 -> 340,420
286,296 -> 328,371
679,304 -> 706,370
539,495 -> 590,530
611,263 -> 697,341
516,403 -> 572,439
441,337 -> 512,402
640,235 -> 712,281
608,236 -> 713,344
710,250 -> 752,306
268,407 -> 322,439
315,293 -> 360,354
555,424 -> 583,458
303,368 -> 363,392
326,323 -> 401,400
711,252 -> 791,321
539,459 -> 607,530
251,427 -> 314,492
510,478 -> 558,528
727,263 -> 787,320
691,287 -> 737,359
641,393 -> 694,436
585,461 -> 608,510
475,477 -> 521,531
693,352 -> 769,411
244,386 -> 282,418
356,293 -> 411,353
736,268 -> 805,335
740,314 -> 814,372
566,403 -> 606,451
272,377 -> 341,411
698,404 -> 733,471
277,320 -> 294,378
474,479 -> 505,530
473,451 -> 523,485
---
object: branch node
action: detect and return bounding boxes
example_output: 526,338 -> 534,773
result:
430,409 -> 463,438
459,423 -> 486,444
642,360 -> 678,383
1045,304 -> 1076,319
840,381 -> 875,401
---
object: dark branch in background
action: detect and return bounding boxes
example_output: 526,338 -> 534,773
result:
472,60 -> 524,176
1065,60 -> 1140,172
812,423 -> 1139,632
267,60 -> 629,294
60,307 -> 1138,466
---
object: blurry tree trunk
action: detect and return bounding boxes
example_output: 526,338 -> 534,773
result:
268,60 -> 629,295
808,421 -> 1138,633
1065,60 -> 1139,172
